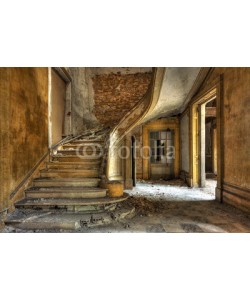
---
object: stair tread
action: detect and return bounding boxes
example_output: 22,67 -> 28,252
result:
6,212 -> 104,223
26,187 -> 106,192
34,177 -> 100,182
40,169 -> 99,172
52,154 -> 101,161
51,157 -> 101,162
58,149 -> 101,151
47,161 -> 99,165
52,155 -> 101,159
15,194 -> 129,206
62,145 -> 103,148
46,165 -> 99,169
68,140 -> 104,144
6,204 -> 132,227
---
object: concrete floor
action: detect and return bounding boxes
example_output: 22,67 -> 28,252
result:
85,179 -> 250,233
1,179 -> 249,233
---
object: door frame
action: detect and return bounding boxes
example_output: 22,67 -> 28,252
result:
48,67 -> 72,148
142,118 -> 180,180
189,76 -> 224,201
131,136 -> 136,186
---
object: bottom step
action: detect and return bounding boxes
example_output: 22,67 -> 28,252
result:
15,194 -> 129,210
4,204 -> 136,231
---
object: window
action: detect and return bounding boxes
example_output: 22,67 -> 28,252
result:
150,130 -> 172,164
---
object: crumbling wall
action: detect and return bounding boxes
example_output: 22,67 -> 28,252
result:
67,68 -> 152,133
68,68 -> 99,134
92,72 -> 152,127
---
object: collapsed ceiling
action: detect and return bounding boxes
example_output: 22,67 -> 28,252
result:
67,67 -> 208,134
91,68 -> 152,126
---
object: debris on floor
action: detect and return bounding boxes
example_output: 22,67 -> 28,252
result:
127,196 -> 165,216
1,179 -> 250,233
127,178 -> 217,201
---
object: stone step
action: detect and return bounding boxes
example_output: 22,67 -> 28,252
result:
68,140 -> 105,145
25,187 -> 107,199
5,202 -> 135,231
15,193 -> 129,209
40,168 -> 99,178
62,143 -> 103,150
56,149 -> 102,156
46,162 -> 99,170
33,177 -> 100,188
51,155 -> 102,163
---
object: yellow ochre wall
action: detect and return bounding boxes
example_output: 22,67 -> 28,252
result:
0,68 -> 48,213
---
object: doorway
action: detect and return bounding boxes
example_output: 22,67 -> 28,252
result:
142,118 -> 180,180
205,100 -> 217,179
50,69 -> 66,146
198,99 -> 217,191
48,67 -> 72,148
190,85 -> 222,200
149,129 -> 174,180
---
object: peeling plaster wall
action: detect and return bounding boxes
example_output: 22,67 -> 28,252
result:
67,68 -> 152,133
180,113 -> 189,173
68,68 -> 99,134
0,68 -> 48,212
90,67 -> 152,75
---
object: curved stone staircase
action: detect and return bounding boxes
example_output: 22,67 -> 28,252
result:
5,134 -> 135,232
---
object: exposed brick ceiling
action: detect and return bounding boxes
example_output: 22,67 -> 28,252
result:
92,68 -> 152,127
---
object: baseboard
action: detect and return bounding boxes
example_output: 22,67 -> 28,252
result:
136,173 -> 143,180
124,178 -> 133,190
215,187 -> 223,202
180,170 -> 191,187
222,182 -> 250,213
0,209 -> 8,226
